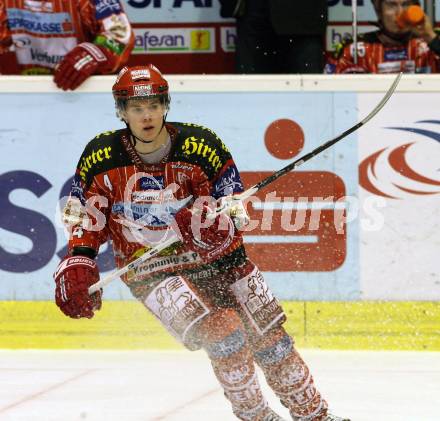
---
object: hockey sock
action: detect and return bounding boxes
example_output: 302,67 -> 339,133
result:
198,308 -> 269,420
253,327 -> 328,419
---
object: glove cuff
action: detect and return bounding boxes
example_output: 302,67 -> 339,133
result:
78,42 -> 108,63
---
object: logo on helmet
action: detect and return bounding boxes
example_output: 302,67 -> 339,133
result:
115,66 -> 128,83
134,84 -> 153,96
131,69 -> 151,80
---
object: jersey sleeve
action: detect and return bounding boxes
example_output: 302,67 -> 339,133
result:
210,155 -> 245,200
0,1 -> 11,54
80,0 -> 135,73
64,141 -> 111,254
0,2 -> 20,74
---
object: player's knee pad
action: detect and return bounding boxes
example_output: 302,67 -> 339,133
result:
253,326 -> 295,368
142,275 -> 213,350
229,261 -> 286,337
198,308 -> 247,358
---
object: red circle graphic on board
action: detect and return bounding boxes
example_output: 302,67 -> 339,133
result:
264,119 -> 305,159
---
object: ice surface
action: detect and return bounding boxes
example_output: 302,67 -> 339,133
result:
0,350 -> 438,421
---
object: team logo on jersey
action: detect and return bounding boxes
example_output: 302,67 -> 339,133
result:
176,172 -> 191,185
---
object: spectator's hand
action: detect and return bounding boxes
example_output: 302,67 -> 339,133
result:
54,42 -> 109,90
412,16 -> 436,43
174,206 -> 236,260
54,256 -> 102,319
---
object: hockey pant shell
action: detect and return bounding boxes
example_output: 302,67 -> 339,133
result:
141,260 -> 287,349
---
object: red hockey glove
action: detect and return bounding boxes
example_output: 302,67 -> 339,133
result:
54,43 -> 109,90
53,256 -> 102,319
174,206 -> 236,260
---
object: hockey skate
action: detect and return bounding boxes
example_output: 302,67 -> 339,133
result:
291,413 -> 350,421
322,414 -> 350,421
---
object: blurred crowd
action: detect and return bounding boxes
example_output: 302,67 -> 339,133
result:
1,0 -> 439,90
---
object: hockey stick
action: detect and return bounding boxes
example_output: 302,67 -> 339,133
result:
88,73 -> 402,294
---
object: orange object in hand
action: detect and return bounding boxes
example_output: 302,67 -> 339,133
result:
396,5 -> 425,28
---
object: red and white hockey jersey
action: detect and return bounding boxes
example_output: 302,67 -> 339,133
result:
65,123 -> 246,287
0,0 -> 134,74
328,30 -> 440,74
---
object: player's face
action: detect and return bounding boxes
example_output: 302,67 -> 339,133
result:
122,98 -> 168,152
381,0 -> 413,34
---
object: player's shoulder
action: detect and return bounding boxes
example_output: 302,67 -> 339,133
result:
169,122 -> 232,178
82,129 -> 124,157
360,30 -> 381,43
334,30 -> 380,57
173,122 -> 228,147
78,128 -> 129,185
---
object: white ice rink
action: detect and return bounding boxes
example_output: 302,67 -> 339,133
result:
0,350 -> 439,421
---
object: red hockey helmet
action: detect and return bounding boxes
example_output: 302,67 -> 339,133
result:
112,64 -> 169,102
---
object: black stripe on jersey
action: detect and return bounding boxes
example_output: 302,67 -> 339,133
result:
76,129 -> 132,188
169,122 -> 233,181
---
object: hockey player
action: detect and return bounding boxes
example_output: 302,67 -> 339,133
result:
328,0 -> 440,74
0,0 -> 134,90
53,64 -> 350,421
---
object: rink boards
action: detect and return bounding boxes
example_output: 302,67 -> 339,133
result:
1,301 -> 439,351
0,75 -> 439,350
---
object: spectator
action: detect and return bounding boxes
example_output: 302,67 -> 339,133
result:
220,0 -> 328,74
0,0 -> 134,90
330,0 -> 440,74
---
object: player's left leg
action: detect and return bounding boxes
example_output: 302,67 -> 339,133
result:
227,260 -> 328,420
228,260 -> 349,420
251,325 -> 328,420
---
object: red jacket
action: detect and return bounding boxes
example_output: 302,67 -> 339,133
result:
329,30 -> 440,74
0,0 -> 134,74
